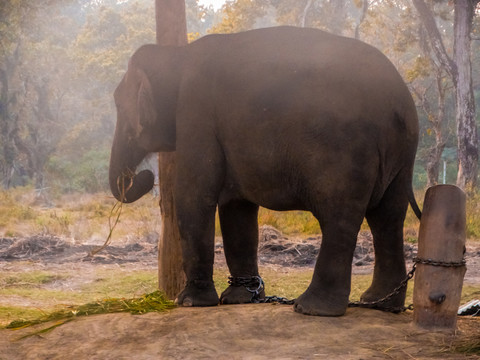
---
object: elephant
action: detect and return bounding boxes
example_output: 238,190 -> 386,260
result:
109,26 -> 421,316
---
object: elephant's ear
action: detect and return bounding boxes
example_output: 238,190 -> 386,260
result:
136,68 -> 156,134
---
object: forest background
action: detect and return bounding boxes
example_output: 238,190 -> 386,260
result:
1,0 -> 480,237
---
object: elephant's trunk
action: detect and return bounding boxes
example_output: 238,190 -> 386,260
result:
109,136 -> 155,204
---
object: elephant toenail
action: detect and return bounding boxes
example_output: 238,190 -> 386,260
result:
182,297 -> 193,307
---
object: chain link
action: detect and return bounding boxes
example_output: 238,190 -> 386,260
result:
227,255 -> 466,312
257,296 -> 296,305
349,256 -> 467,313
228,276 -> 266,302
348,264 -> 417,313
228,276 -> 296,304
412,256 -> 466,268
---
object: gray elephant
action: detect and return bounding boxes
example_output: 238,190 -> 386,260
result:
109,26 -> 420,316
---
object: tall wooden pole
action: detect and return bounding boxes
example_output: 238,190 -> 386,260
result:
155,0 -> 188,47
155,0 -> 187,299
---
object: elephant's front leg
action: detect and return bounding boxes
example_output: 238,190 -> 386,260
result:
218,200 -> 264,304
175,199 -> 220,307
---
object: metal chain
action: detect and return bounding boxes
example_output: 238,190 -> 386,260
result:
348,264 -> 417,313
228,255 -> 466,312
349,256 -> 467,313
257,296 -> 296,305
228,276 -> 264,292
228,276 -> 295,304
412,256 -> 466,268
228,276 -> 266,303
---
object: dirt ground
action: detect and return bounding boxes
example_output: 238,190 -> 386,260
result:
1,305 -> 479,359
1,226 -> 480,359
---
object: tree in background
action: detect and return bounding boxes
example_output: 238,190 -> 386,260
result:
0,1 -> 80,191
409,60 -> 452,187
0,0 -> 214,193
413,0 -> 479,190
399,1 -> 455,187
211,0 -> 367,35
0,1 -> 38,188
1,0 -> 478,192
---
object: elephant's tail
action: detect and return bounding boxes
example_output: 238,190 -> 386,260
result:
408,187 -> 422,220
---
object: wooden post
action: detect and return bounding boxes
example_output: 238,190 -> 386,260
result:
155,0 -> 187,299
413,185 -> 466,330
155,0 -> 188,47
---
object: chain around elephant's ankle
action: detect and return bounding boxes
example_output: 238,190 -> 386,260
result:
228,276 -> 265,299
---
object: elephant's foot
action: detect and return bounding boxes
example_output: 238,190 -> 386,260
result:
220,284 -> 265,304
175,280 -> 219,307
360,285 -> 406,312
294,287 -> 348,316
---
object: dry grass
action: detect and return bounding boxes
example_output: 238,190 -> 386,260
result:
2,187 -> 480,244
449,318 -> 480,355
0,188 -> 161,245
6,291 -> 175,330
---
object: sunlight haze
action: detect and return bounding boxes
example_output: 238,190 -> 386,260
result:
198,0 -> 226,10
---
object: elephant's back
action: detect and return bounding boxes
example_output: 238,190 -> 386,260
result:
192,28 -> 413,125
192,27 -> 412,109
183,26 -> 418,162
192,26 -> 400,83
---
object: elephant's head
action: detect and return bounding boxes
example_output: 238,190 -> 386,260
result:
109,45 -> 181,203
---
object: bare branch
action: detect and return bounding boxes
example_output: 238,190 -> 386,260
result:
355,0 -> 369,40
300,0 -> 314,28
412,0 -> 458,83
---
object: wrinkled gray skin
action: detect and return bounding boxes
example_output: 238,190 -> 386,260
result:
110,26 -> 419,316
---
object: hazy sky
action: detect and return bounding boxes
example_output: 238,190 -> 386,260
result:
198,0 -> 226,10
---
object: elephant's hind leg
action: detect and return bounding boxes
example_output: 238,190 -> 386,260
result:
218,199 -> 264,304
361,173 -> 409,311
294,205 -> 365,316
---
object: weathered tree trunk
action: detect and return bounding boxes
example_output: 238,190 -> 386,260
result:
155,0 -> 187,299
429,74 -> 447,186
454,0 -> 478,190
354,0 -> 369,40
414,71 -> 448,188
0,67 -> 13,188
413,0 -> 479,190
425,136 -> 446,188
0,50 -> 18,189
412,0 -> 457,80
299,0 -> 314,28
329,0 -> 348,35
